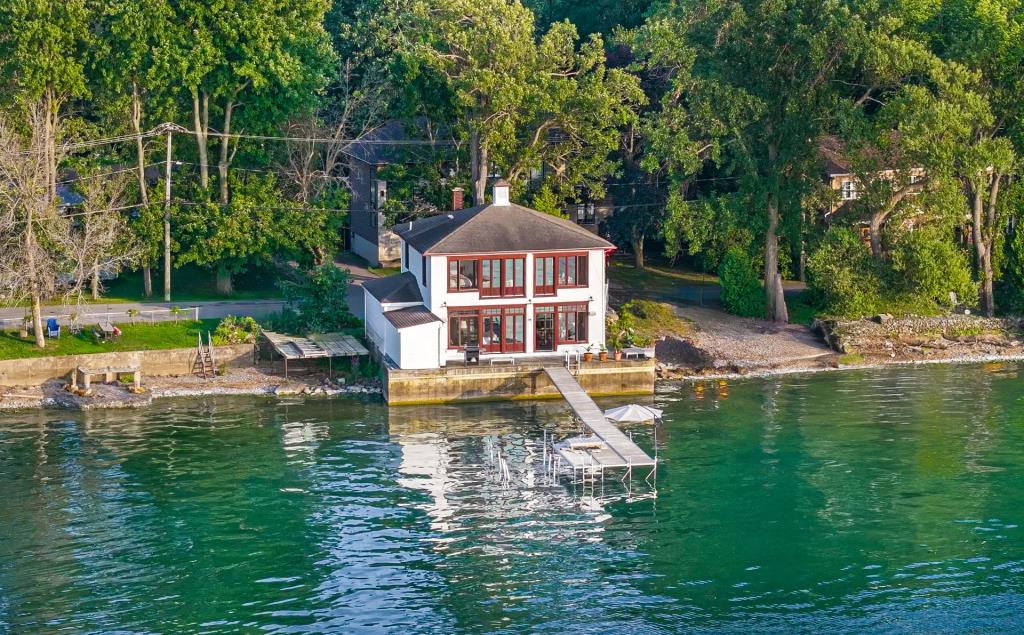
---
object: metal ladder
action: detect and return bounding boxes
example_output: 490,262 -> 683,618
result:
191,332 -> 216,378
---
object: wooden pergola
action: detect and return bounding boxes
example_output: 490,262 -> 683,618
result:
261,331 -> 369,378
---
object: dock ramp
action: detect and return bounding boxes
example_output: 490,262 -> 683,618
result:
544,366 -> 656,471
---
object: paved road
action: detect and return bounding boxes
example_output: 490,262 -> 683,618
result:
0,253 -> 383,327
0,299 -> 288,327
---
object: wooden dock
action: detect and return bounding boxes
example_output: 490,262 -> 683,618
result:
544,366 -> 656,469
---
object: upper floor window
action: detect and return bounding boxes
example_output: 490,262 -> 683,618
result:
448,256 -> 525,296
576,203 -> 595,224
448,258 -> 478,290
840,180 -> 859,200
557,254 -> 588,287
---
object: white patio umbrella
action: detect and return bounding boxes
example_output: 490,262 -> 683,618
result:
603,404 -> 663,423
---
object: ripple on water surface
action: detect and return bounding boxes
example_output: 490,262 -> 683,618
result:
1,364 -> 1024,633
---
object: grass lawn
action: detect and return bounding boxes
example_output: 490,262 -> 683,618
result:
102,264 -> 284,303
0,318 -> 221,360
367,265 -> 400,277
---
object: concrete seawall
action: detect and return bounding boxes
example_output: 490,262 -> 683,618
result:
0,344 -> 256,387
384,360 -> 656,405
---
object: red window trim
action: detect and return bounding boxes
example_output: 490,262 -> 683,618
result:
533,251 -> 589,294
534,302 -> 590,347
447,256 -> 526,297
446,304 -> 528,353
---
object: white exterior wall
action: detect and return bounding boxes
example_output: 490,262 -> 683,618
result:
375,236 -> 610,369
397,321 -> 444,369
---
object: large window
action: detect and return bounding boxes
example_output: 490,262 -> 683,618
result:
840,179 -> 859,200
448,257 -> 525,296
448,310 -> 479,348
557,303 -> 589,343
448,306 -> 526,353
537,303 -> 590,347
535,256 -> 555,295
557,254 -> 588,287
448,259 -> 478,290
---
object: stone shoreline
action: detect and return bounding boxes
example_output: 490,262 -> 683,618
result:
0,367 -> 384,411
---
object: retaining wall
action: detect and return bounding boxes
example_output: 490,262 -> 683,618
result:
0,344 -> 255,387
384,359 -> 656,405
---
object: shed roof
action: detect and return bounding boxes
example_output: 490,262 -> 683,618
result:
393,202 -> 614,255
362,271 -> 423,304
384,306 -> 442,329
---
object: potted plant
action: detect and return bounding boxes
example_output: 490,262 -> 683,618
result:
607,331 -> 624,360
170,305 -> 182,323
583,345 -> 594,362
598,344 -> 608,362
126,308 -> 139,324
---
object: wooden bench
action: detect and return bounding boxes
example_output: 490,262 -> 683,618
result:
71,364 -> 141,391
488,355 -> 516,367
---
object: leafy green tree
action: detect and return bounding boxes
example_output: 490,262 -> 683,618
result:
407,0 -> 643,207
88,0 -> 176,297
639,0 -> 860,321
0,0 -> 91,201
167,0 -> 335,202
280,265 -> 359,333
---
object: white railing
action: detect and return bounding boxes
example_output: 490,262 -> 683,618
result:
0,306 -> 201,328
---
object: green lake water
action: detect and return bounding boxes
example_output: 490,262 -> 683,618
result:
2,363 -> 1024,633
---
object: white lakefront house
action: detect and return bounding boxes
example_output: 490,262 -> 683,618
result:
362,181 -> 614,370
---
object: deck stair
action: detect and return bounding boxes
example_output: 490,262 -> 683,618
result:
192,332 -> 216,378
544,366 -> 656,473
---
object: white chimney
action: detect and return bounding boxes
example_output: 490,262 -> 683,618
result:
492,179 -> 510,206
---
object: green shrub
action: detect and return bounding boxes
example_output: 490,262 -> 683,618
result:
213,315 -> 261,344
278,265 -> 361,334
806,228 -> 883,318
718,246 -> 765,318
889,229 -> 976,311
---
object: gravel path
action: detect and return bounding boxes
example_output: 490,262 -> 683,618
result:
669,305 -> 832,369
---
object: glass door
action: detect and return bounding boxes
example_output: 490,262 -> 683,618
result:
534,307 -> 555,351
481,308 -> 503,353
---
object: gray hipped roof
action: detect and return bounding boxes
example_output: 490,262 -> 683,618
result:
362,271 -> 423,304
393,203 -> 614,255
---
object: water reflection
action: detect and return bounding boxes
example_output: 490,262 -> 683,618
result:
0,364 -> 1023,633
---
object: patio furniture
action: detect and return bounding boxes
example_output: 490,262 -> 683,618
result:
622,346 -> 655,360
46,318 -> 60,339
93,322 -> 119,342
464,345 -> 480,365
488,355 -> 516,367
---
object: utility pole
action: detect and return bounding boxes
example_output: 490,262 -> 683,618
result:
163,129 -> 173,302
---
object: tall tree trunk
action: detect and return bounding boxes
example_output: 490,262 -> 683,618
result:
218,100 -> 235,205
470,128 -> 487,204
43,88 -> 57,204
91,259 -> 100,300
131,81 -> 153,299
764,142 -> 788,323
971,187 -> 984,277
215,265 -> 233,296
192,91 -> 209,190
979,173 -> 1002,317
869,212 -> 884,259
24,220 -> 45,349
764,192 -> 789,323
633,233 -> 645,270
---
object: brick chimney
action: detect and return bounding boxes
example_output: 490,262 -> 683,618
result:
493,179 -> 510,206
451,186 -> 464,211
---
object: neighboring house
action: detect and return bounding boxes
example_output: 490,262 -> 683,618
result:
562,187 -> 615,235
348,121 -> 413,267
818,136 -> 925,237
362,180 -> 614,370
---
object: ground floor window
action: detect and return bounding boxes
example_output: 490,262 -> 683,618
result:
557,303 -> 588,344
448,306 -> 526,353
